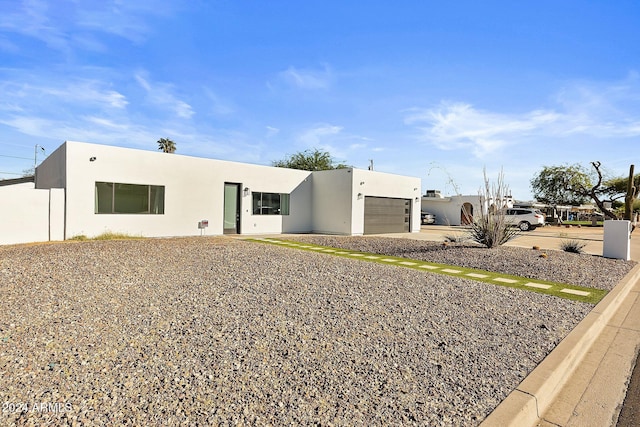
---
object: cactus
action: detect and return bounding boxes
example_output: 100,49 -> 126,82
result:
625,164 -> 636,221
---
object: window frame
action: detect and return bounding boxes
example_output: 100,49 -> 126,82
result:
95,181 -> 165,214
251,191 -> 290,216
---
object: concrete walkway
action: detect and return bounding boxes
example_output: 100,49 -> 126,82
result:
394,224 -> 640,426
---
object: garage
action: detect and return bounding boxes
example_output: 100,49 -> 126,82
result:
363,197 -> 411,234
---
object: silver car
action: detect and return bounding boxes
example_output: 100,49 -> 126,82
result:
504,208 -> 545,231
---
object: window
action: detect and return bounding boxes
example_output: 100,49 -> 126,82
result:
252,192 -> 290,215
95,182 -> 165,214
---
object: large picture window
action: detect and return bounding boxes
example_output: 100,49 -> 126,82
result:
95,182 -> 165,214
252,192 -> 290,215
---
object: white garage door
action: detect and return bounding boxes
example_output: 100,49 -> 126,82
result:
364,197 -> 411,234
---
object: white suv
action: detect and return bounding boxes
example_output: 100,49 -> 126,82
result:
503,208 -> 545,231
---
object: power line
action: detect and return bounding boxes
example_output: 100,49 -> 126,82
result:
0,171 -> 24,176
0,154 -> 33,160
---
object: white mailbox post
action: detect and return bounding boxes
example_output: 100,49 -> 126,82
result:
603,220 -> 632,260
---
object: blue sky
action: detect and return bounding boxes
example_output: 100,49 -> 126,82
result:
1,0 -> 638,200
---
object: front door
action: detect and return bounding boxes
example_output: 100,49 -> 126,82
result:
223,183 -> 241,234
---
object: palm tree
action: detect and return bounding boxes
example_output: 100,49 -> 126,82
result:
157,138 -> 176,153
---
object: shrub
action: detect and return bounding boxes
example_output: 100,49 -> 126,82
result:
443,233 -> 469,243
93,232 -> 141,240
466,169 -> 520,248
68,232 -> 142,241
560,239 -> 587,254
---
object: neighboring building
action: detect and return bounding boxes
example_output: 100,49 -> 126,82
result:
421,191 -> 483,226
421,190 -> 513,226
1,141 -> 421,244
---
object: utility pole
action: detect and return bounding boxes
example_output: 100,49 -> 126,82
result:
34,144 -> 45,171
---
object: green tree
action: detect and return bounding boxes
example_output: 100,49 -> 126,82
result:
272,148 -> 349,171
530,164 -> 592,206
157,138 -> 177,153
531,161 -> 640,220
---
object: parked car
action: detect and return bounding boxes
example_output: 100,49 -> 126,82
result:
503,208 -> 545,231
421,210 -> 436,225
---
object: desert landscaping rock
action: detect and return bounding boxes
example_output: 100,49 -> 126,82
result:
291,235 -> 636,290
0,236 -> 634,425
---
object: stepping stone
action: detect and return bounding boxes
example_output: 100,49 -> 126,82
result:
524,282 -> 553,290
381,258 -> 398,262
399,261 -> 418,266
322,249 -> 336,252
442,268 -> 462,274
419,265 -> 438,270
493,277 -> 519,284
364,255 -> 380,259
560,288 -> 590,297
309,247 -> 323,250
349,253 -> 365,257
466,273 -> 488,278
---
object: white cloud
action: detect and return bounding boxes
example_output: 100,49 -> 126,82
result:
406,75 -> 640,158
0,78 -> 128,110
203,89 -> 235,115
404,102 -> 559,157
277,65 -> 332,90
135,72 -> 194,119
298,124 -> 343,146
0,0 -> 175,55
266,126 -> 280,137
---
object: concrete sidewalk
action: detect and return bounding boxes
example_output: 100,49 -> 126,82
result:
400,224 -> 640,426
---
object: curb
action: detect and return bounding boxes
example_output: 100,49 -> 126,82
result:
481,263 -> 640,426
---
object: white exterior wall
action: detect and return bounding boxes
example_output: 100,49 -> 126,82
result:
25,141 -> 422,242
0,183 -> 65,245
311,169 -> 354,234
38,141 -> 313,239
351,169 -> 421,234
422,195 -> 483,226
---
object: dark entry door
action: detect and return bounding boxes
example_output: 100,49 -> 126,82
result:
223,183 -> 241,234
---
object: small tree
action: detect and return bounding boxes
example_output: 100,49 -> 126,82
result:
272,149 -> 349,171
157,138 -> 176,153
530,161 -> 636,220
467,169 -> 520,248
530,164 -> 592,206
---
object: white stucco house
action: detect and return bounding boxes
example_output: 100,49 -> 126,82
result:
1,141 -> 422,244
421,192 -> 482,226
421,190 -> 513,226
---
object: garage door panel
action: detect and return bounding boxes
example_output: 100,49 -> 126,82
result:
364,197 -> 410,234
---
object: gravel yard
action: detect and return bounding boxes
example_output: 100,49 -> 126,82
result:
291,235 -> 636,290
0,236 -> 634,425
